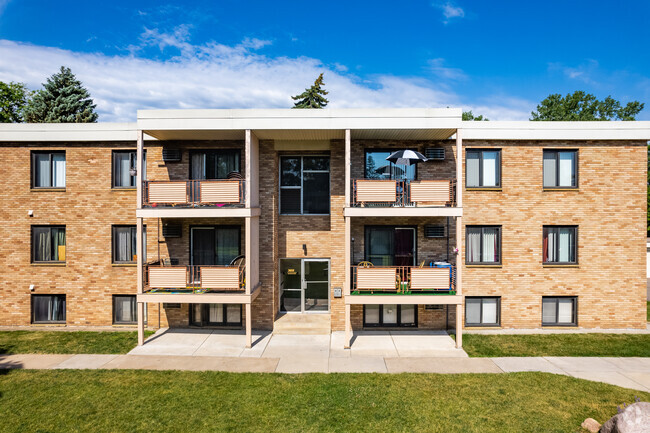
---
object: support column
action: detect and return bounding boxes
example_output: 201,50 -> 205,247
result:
344,130 -> 352,349
455,303 -> 462,348
137,302 -> 145,346
344,304 -> 352,349
455,128 -> 463,349
136,129 -> 145,346
245,303 -> 252,348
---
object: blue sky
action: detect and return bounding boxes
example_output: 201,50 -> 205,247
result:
0,0 -> 648,121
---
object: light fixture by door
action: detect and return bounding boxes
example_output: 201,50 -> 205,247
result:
302,244 -> 307,255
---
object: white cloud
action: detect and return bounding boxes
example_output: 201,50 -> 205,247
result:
433,1 -> 465,23
0,34 -> 531,122
548,59 -> 600,86
428,58 -> 467,80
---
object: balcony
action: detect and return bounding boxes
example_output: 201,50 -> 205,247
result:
143,179 -> 245,207
345,179 -> 460,217
144,264 -> 245,294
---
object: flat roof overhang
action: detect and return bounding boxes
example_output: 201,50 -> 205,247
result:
346,294 -> 463,305
461,120 -> 650,140
0,122 -> 138,142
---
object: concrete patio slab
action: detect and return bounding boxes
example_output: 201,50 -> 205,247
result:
568,371 -> 650,393
0,354 -> 73,369
240,332 -> 273,358
491,357 -> 566,374
275,353 -> 329,373
544,357 -> 620,372
329,332 -> 351,358
329,356 -> 387,373
54,354 -> 119,369
391,331 -> 466,358
347,331 -> 398,357
192,331 -> 270,357
128,328 -> 212,356
262,334 -> 330,358
384,357 -> 503,374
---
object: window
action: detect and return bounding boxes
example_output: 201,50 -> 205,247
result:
113,295 -> 138,324
542,297 -> 577,326
466,226 -> 501,265
543,226 -> 577,264
113,150 -> 146,188
364,150 -> 416,180
190,226 -> 240,266
365,226 -> 416,266
465,297 -> 500,326
466,149 -> 500,188
543,150 -> 577,188
32,295 -> 66,323
190,149 -> 240,180
364,304 -> 416,327
32,151 -> 66,188
112,226 -> 146,264
280,156 -> 330,214
190,304 -> 242,326
32,226 -> 66,263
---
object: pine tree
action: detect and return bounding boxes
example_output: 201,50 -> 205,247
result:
291,73 -> 329,109
24,66 -> 98,123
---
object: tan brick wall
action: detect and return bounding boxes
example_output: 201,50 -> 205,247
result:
461,140 -> 647,329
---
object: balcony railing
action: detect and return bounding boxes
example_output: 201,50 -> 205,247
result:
352,179 -> 456,207
351,265 -> 455,294
142,180 -> 245,207
144,264 -> 245,294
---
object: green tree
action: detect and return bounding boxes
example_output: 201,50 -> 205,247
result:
0,81 -> 28,123
462,110 -> 489,121
530,91 -> 644,121
291,73 -> 329,109
24,66 -> 98,123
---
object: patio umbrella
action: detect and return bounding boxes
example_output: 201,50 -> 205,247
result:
386,149 -> 428,166
375,164 -> 405,177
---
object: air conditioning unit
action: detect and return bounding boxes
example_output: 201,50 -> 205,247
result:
162,148 -> 182,162
424,225 -> 445,238
162,224 -> 182,238
425,147 -> 445,161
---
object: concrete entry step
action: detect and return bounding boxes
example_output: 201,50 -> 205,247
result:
273,313 -> 331,335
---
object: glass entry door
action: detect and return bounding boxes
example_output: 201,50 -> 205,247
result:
280,259 -> 330,313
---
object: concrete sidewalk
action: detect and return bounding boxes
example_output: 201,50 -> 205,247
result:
1,353 -> 650,393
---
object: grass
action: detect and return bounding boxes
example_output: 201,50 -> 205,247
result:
0,370 -> 647,433
0,330 -> 154,355
457,333 -> 650,357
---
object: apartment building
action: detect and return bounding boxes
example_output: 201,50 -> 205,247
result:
0,108 -> 647,349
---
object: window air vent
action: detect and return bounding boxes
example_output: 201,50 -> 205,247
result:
162,148 -> 182,162
424,225 -> 445,238
425,147 -> 445,161
162,224 -> 182,238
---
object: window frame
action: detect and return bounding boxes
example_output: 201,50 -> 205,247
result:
542,225 -> 578,265
189,225 -> 242,266
542,296 -> 578,326
188,149 -> 242,180
465,297 -> 501,327
362,304 -> 418,328
542,149 -> 578,189
31,294 -> 66,324
112,150 -> 146,189
363,148 -> 418,180
31,225 -> 66,264
31,150 -> 66,189
465,225 -> 502,265
465,148 -> 502,188
279,155 -> 331,215
363,225 -> 418,266
189,303 -> 243,327
112,225 -> 146,264
112,295 -> 139,325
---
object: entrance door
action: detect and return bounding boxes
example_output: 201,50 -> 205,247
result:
280,259 -> 330,313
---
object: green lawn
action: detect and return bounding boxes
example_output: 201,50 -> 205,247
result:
458,333 -> 650,357
0,370 -> 646,433
0,330 -> 154,355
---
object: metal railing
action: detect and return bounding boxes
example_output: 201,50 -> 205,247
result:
144,264 -> 245,294
351,265 -> 455,294
352,179 -> 456,207
142,179 -> 246,207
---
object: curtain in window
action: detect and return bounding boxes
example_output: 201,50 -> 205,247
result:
557,299 -> 574,323
542,298 -> 556,323
558,228 -> 572,262
545,229 -> 557,262
114,296 -> 136,323
482,151 -> 498,187
466,298 -> 481,324
216,153 -> 239,178
191,153 -> 206,180
558,152 -> 575,187
365,305 -> 380,324
52,228 -> 65,261
482,299 -> 498,323
114,153 -> 131,187
35,154 -> 51,187
209,304 -> 222,323
400,305 -> 415,324
543,152 -> 557,187
466,152 -> 480,187
192,304 -> 203,325
34,296 -> 65,322
216,228 -> 239,265
52,153 -> 66,187
226,304 -> 241,323
482,228 -> 498,262
467,229 -> 481,262
367,228 -> 393,266
383,304 -> 397,324
117,228 -> 130,262
35,227 -> 51,261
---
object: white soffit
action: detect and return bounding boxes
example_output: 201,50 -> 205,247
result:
461,121 -> 650,140
0,123 -> 138,142
145,129 -> 245,141
351,129 -> 456,140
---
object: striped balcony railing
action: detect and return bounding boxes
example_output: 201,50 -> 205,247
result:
142,179 -> 245,207
144,265 -> 245,294
352,265 -> 455,294
352,179 -> 456,207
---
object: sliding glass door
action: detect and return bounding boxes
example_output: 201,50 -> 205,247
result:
280,259 -> 330,313
365,226 -> 416,266
190,226 -> 241,266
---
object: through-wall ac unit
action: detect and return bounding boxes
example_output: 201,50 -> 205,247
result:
425,147 -> 445,161
424,225 -> 445,238
162,224 -> 182,238
162,148 -> 182,162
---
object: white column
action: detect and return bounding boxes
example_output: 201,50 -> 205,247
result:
344,304 -> 352,349
136,129 -> 144,209
455,303 -> 462,349
344,130 -> 352,349
455,128 -> 463,349
456,128 -> 462,207
136,129 -> 145,346
345,129 -> 351,207
245,303 -> 252,348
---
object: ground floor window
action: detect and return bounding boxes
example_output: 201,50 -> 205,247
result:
363,304 -> 416,327
542,296 -> 577,326
32,295 -> 66,324
465,297 -> 500,326
190,304 -> 242,327
112,295 -> 138,324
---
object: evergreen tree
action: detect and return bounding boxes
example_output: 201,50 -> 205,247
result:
291,73 -> 329,109
24,66 -> 98,123
0,81 -> 28,123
